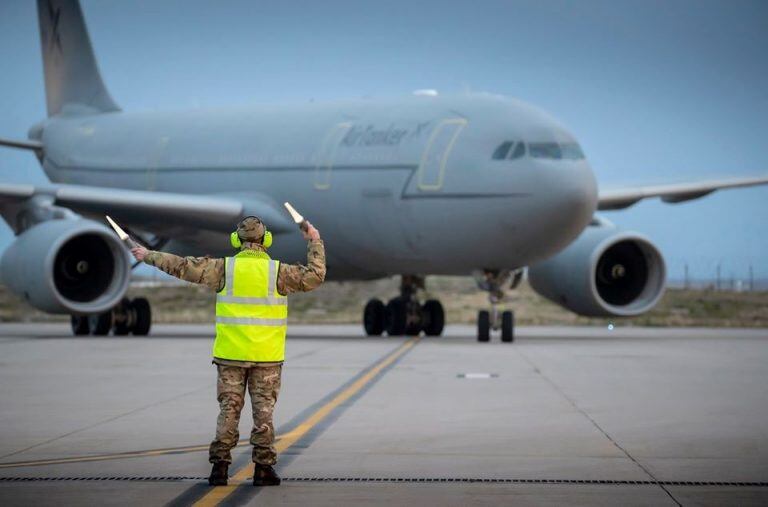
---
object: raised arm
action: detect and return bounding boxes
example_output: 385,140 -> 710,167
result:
131,246 -> 225,291
276,222 -> 326,295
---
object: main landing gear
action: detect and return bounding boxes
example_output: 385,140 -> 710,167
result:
70,297 -> 152,336
363,275 -> 445,337
475,269 -> 522,343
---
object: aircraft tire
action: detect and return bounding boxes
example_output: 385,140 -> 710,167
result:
363,299 -> 385,336
89,311 -> 112,336
113,299 -> 133,335
385,298 -> 407,336
131,298 -> 152,336
501,310 -> 514,343
477,310 -> 490,342
71,315 -> 90,336
404,316 -> 422,336
114,321 -> 131,335
422,300 -> 444,336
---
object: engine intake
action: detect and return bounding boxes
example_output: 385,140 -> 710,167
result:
1,219 -> 130,314
528,223 -> 666,317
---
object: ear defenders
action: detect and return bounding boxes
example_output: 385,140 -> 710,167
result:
230,217 -> 273,249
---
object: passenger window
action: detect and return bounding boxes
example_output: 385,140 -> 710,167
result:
529,142 -> 562,159
561,142 -> 585,160
492,141 -> 513,160
509,141 -> 525,159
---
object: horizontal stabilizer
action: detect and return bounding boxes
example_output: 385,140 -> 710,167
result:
0,137 -> 43,152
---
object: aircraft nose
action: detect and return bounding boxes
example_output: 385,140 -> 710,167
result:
544,162 -> 598,243
558,163 -> 598,219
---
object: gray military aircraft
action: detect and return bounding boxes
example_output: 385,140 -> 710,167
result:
1,0 -> 766,341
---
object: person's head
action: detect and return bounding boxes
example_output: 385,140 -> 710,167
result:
230,216 -> 272,249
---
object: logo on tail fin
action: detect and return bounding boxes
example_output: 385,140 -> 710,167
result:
44,0 -> 63,54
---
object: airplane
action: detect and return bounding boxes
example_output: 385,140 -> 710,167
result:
1,0 -> 766,341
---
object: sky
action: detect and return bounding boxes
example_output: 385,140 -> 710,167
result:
0,0 -> 766,281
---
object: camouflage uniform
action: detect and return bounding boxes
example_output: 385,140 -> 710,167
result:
213,364 -> 282,465
143,217 -> 325,465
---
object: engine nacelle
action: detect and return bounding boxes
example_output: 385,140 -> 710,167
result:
527,223 -> 666,317
0,219 -> 130,314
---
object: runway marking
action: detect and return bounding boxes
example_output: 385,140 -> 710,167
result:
0,438 -> 279,469
190,336 -> 420,507
515,348 -> 684,507
0,346 -> 322,470
0,383 -> 213,463
2,476 -> 767,487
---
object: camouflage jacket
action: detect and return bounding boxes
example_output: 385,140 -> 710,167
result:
143,240 -> 325,368
143,239 -> 325,295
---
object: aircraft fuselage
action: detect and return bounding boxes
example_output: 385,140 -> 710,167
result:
38,93 -> 598,279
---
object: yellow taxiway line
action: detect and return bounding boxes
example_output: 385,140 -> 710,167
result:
193,336 -> 419,507
0,439 -> 276,469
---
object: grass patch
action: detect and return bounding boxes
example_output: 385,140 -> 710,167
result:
2,277 -> 767,328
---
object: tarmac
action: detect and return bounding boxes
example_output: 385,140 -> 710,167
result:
0,323 -> 766,506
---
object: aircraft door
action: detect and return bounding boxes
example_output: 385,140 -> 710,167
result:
417,119 -> 466,190
314,122 -> 352,190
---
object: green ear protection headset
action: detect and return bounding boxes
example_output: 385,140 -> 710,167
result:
230,216 -> 272,249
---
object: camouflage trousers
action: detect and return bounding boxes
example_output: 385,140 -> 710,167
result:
208,364 -> 282,465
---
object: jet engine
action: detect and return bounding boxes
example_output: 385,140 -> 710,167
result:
0,219 -> 130,314
527,221 -> 666,317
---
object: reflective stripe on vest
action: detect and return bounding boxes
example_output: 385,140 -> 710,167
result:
213,255 -> 287,362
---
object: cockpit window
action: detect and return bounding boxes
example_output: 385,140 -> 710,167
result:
492,140 -> 582,162
561,142 -> 585,160
529,142 -> 562,159
492,141 -> 513,160
509,141 -> 525,159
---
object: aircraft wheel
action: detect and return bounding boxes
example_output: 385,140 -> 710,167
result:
363,299 -> 385,336
113,299 -> 133,336
71,315 -> 90,336
422,299 -> 444,336
404,309 -> 422,336
385,298 -> 407,336
477,310 -> 490,342
89,311 -> 112,336
131,298 -> 152,336
114,321 -> 131,335
501,310 -> 514,343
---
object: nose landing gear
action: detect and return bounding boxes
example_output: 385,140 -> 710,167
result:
475,269 -> 520,343
363,275 -> 445,337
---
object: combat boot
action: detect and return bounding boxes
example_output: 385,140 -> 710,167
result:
208,461 -> 229,486
252,464 -> 281,486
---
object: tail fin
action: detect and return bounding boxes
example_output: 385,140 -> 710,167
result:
36,0 -> 120,116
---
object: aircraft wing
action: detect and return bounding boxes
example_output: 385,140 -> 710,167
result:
0,182 -> 293,236
597,174 -> 768,210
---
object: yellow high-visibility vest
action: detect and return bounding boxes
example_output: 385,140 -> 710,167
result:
213,250 -> 287,362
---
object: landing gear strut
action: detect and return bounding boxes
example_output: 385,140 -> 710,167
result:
70,297 -> 152,336
363,275 -> 444,337
475,269 -> 518,343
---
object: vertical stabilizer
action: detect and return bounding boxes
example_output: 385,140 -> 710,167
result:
37,0 -> 120,116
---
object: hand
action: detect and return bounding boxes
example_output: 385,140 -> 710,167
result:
302,221 -> 320,241
131,246 -> 149,261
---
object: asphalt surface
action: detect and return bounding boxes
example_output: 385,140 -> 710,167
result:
0,323 -> 766,506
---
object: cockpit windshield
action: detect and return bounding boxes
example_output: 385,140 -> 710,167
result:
528,142 -> 562,159
560,143 -> 585,160
492,140 -> 585,161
